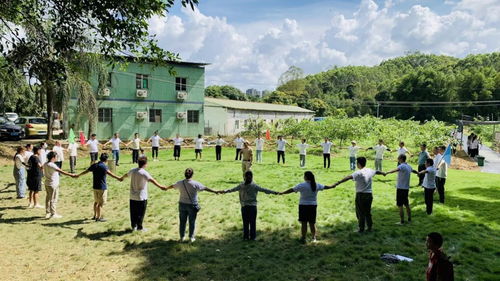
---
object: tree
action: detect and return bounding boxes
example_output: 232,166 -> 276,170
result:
278,65 -> 304,86
0,0 -> 199,139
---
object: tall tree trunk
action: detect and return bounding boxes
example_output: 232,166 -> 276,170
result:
46,82 -> 54,140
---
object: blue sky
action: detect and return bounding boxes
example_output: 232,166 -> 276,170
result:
151,0 -> 500,90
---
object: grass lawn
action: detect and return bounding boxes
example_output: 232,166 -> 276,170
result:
0,147 -> 499,281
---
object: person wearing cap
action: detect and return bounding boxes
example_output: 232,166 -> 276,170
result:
348,141 -> 360,171
241,141 -> 253,176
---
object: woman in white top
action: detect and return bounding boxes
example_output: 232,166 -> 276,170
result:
254,135 -> 265,163
296,138 -> 309,168
396,141 -> 412,166
215,135 -> 226,161
127,133 -> 142,164
13,146 -> 27,199
172,134 -> 185,161
52,140 -> 65,169
279,171 -> 333,243
194,134 -> 205,160
148,131 -> 162,161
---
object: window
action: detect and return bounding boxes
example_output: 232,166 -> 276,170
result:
175,77 -> 187,91
187,110 -> 199,123
235,120 -> 240,129
107,72 -> 112,87
98,108 -> 113,122
244,119 -> 248,127
136,74 -> 149,89
149,109 -> 162,123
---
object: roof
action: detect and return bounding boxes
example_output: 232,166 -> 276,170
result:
112,55 -> 209,67
204,98 -> 314,113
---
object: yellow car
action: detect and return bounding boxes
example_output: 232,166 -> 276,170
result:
15,117 -> 62,138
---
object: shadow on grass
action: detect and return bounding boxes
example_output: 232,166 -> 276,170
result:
0,215 -> 43,224
42,219 -> 89,228
458,187 -> 500,201
75,228 -> 131,241
0,205 -> 26,211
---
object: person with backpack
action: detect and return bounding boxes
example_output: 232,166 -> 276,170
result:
278,171 -> 334,243
164,168 -> 219,242
220,171 -> 278,240
426,232 -> 454,281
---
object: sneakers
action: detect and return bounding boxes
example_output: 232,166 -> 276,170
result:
34,205 -> 44,209
311,237 -> 318,243
179,237 -> 187,242
45,213 -> 52,219
51,214 -> 63,219
95,218 -> 107,222
27,204 -> 34,208
190,237 -> 196,243
139,228 -> 148,232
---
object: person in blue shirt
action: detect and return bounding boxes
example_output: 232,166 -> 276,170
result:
77,153 -> 122,222
279,171 -> 335,243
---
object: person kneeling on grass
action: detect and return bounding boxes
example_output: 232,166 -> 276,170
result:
119,157 -> 168,232
76,153 -> 122,222
329,157 -> 384,233
43,152 -> 77,219
383,154 -> 413,225
163,168 -> 219,243
220,171 -> 278,241
279,171 -> 334,243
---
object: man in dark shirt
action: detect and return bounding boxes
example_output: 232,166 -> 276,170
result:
77,153 -> 122,221
426,232 -> 454,281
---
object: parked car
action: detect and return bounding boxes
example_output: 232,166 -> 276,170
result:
0,117 -> 24,140
4,112 -> 19,122
15,117 -> 61,138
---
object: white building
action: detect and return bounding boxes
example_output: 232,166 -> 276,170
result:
246,88 -> 262,98
204,97 -> 314,135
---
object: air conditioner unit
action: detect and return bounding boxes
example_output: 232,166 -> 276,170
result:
177,91 -> 188,100
176,112 -> 187,119
136,112 -> 147,120
136,89 -> 148,98
102,88 -> 111,97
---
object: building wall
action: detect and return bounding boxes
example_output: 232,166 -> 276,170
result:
68,61 -> 205,140
204,106 -> 314,136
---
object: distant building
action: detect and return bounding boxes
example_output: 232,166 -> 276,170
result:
246,88 -> 262,98
261,90 -> 272,97
204,98 -> 314,135
67,58 -> 208,139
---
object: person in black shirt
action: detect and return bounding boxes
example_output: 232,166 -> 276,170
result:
76,153 -> 122,221
27,146 -> 44,208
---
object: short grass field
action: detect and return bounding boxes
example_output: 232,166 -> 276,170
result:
1,147 -> 499,281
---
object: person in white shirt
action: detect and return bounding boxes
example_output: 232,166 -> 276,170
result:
368,139 -> 390,171
276,136 -> 288,164
234,134 -> 245,161
43,151 -> 77,219
384,154 -> 417,224
417,158 -> 437,215
296,139 -> 310,168
67,140 -> 79,173
172,134 -> 185,161
321,138 -> 333,169
127,133 -> 143,164
39,142 -> 48,164
254,134 -> 265,163
148,131 -> 162,161
348,141 -> 361,171
119,157 -> 167,231
105,133 -> 124,166
86,134 -> 100,164
194,134 -> 205,160
329,157 -> 385,232
396,141 -> 412,166
24,143 -> 33,161
215,135 -> 226,161
52,140 -> 65,169
279,171 -> 334,243
435,145 -> 448,204
13,146 -> 27,199
432,146 -> 442,170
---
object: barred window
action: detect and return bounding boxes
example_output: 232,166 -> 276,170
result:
175,77 -> 187,91
149,109 -> 162,123
98,108 -> 113,122
187,110 -> 199,123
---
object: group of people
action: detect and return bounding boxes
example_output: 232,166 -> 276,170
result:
10,133 -> 453,281
466,133 -> 481,158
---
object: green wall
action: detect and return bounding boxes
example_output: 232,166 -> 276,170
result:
68,61 -> 205,140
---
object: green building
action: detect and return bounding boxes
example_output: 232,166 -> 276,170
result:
67,58 -> 208,140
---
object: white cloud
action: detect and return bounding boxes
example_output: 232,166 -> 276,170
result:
149,0 -> 500,90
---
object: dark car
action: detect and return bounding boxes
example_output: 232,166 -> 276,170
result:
0,117 -> 25,140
